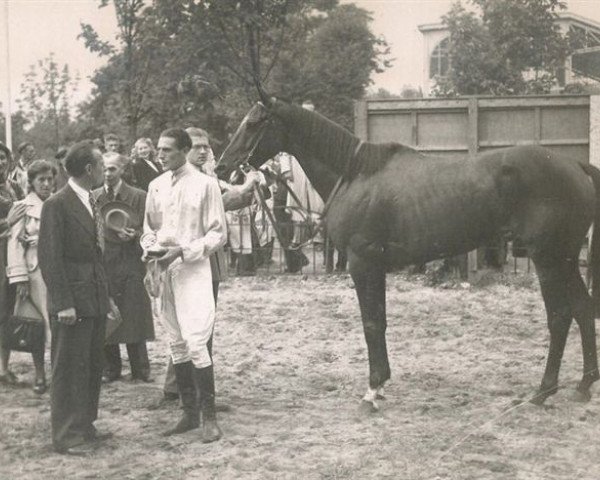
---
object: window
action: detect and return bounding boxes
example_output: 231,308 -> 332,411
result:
430,37 -> 451,78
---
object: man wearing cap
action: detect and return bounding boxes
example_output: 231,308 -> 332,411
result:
93,152 -> 154,383
142,128 -> 226,442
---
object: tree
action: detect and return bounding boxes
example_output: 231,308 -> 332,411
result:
17,53 -> 79,151
270,4 -> 391,130
80,0 -> 177,142
78,0 -> 390,147
434,0 -> 570,96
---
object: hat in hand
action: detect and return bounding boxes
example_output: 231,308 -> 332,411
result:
100,200 -> 140,243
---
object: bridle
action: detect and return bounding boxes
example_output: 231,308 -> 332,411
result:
247,139 -> 365,252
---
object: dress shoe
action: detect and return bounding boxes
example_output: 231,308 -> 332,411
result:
102,373 -> 121,383
131,373 -> 153,383
215,403 -> 232,413
55,442 -> 96,456
86,426 -> 113,442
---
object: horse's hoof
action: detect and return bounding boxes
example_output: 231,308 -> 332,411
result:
571,389 -> 592,403
358,400 -> 379,415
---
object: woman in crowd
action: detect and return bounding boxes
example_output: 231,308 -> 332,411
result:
6,160 -> 56,393
0,142 -> 26,385
131,137 -> 161,191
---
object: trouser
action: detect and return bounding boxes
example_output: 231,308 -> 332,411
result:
164,281 -> 219,395
104,342 -> 150,379
50,314 -> 106,450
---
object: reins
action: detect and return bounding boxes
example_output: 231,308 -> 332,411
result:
231,107 -> 365,252
242,139 -> 364,252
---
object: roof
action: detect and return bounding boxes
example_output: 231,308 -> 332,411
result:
418,11 -> 600,35
556,12 -> 600,32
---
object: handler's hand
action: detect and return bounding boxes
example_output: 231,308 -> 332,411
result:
16,282 -> 30,301
7,203 -> 27,227
117,227 -> 136,241
242,171 -> 263,192
57,307 -> 78,325
157,246 -> 183,268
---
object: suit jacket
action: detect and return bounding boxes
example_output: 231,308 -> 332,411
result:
132,159 -> 162,192
38,184 -> 110,317
92,181 -> 154,343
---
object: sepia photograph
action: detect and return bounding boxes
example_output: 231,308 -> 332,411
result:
1,0 -> 600,478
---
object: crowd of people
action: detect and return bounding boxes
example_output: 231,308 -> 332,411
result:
0,111 -> 344,455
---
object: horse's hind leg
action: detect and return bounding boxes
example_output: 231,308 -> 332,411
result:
566,263 -> 599,402
531,260 -> 573,405
349,252 -> 389,412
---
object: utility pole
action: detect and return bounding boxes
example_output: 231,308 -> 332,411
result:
2,0 -> 12,150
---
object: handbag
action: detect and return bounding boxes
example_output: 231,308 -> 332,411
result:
2,295 -> 45,353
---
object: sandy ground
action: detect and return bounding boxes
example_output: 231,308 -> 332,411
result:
1,271 -> 600,480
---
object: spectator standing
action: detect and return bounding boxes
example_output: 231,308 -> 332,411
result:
131,138 -> 162,192
6,160 -> 57,393
10,142 -> 38,193
38,141 -> 111,455
104,133 -> 121,154
0,142 -> 26,386
104,134 -> 135,185
93,153 -> 154,383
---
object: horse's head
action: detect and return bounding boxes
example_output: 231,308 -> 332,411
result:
216,100 -> 287,180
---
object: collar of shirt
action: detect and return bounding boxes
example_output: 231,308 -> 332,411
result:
170,162 -> 191,186
68,177 -> 93,217
105,179 -> 122,197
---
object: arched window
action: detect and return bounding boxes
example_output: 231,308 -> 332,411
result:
430,37 -> 450,78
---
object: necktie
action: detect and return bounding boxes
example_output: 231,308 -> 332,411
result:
107,185 -> 115,201
89,196 -> 105,254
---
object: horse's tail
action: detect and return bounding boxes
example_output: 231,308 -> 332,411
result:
582,163 -> 600,315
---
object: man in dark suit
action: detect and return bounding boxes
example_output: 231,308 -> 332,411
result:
38,140 -> 110,455
93,153 -> 154,383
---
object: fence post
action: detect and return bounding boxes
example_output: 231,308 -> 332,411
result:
354,100 -> 368,141
467,97 -> 479,280
588,96 -> 600,288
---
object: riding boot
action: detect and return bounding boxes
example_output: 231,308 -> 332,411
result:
195,365 -> 222,443
162,361 -> 199,436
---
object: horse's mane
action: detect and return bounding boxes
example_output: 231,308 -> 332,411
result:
276,101 -> 418,179
355,142 -> 418,178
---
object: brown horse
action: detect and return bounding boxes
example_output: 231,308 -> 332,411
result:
216,98 -> 600,411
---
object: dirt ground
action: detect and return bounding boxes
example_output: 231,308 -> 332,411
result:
1,271 -> 600,480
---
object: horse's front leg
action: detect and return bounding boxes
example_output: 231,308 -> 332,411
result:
349,252 -> 389,413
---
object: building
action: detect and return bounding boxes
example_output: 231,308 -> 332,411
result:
418,12 -> 600,96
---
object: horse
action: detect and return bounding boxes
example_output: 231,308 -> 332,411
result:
215,97 -> 600,411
